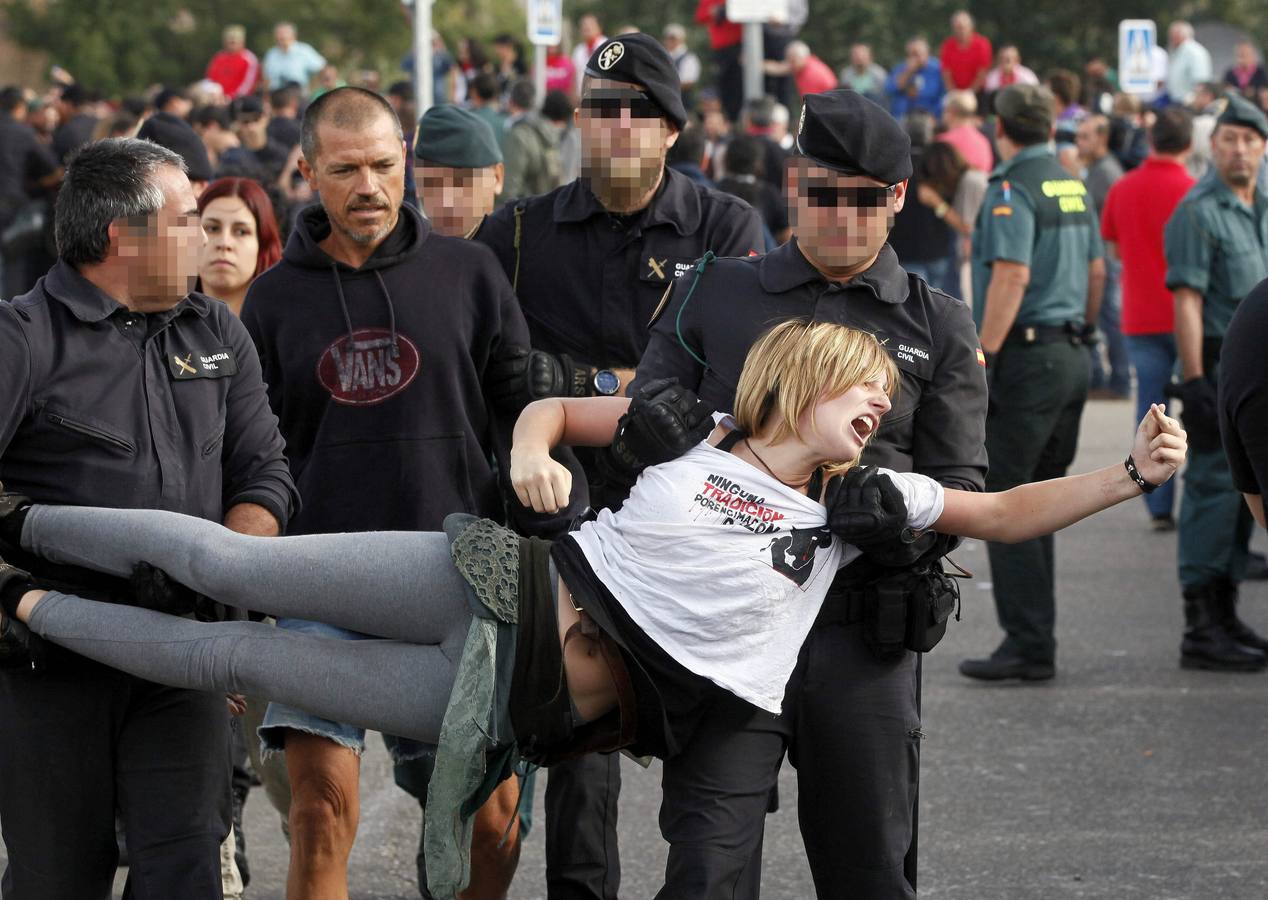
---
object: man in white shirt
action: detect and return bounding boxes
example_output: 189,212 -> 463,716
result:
262,22 -> 326,92
1165,21 -> 1212,105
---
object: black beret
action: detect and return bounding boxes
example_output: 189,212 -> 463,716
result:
1214,90 -> 1268,139
585,32 -> 688,130
414,105 -> 503,168
137,112 -> 213,183
795,90 -> 912,185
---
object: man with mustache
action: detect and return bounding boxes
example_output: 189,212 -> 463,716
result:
473,31 -> 763,900
238,86 -> 552,900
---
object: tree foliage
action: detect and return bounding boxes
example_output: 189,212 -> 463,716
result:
4,0 -> 413,96
565,0 -> 1264,79
5,0 -> 1263,97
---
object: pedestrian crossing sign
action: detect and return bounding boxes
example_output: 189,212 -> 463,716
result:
1119,19 -> 1157,95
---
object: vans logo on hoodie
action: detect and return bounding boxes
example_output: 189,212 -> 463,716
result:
316,328 -> 420,406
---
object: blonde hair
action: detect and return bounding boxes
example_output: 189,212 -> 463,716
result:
733,320 -> 899,476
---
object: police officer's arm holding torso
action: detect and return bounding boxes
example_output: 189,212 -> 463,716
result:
0,140 -> 297,551
1165,94 -> 1268,449
474,32 -> 763,406
973,85 -> 1106,367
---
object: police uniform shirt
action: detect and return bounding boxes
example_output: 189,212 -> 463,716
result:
474,166 -> 763,368
971,144 -> 1105,329
1164,173 -> 1268,339
0,260 -> 298,525
632,239 -> 988,491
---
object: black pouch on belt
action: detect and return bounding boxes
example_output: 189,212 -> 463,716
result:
903,563 -> 960,653
861,563 -> 961,658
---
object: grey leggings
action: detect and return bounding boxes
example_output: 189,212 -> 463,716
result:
19,505 -> 476,745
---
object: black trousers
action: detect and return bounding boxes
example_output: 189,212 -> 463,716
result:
0,661 -> 231,900
654,622 -> 920,900
544,752 -> 622,899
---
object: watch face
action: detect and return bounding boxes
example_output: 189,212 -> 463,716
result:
594,370 -> 621,395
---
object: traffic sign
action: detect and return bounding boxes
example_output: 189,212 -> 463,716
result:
529,0 -> 562,46
726,0 -> 789,25
1119,19 -> 1158,95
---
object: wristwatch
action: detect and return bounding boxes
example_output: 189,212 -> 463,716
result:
593,369 -> 622,396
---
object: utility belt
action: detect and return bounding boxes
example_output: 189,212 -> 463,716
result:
1003,321 -> 1093,349
816,561 -> 961,658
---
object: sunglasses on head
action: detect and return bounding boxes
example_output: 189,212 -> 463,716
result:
804,184 -> 897,208
580,91 -> 662,120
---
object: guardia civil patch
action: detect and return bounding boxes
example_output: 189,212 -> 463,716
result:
168,347 -> 238,380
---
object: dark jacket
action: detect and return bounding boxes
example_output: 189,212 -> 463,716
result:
475,167 -> 765,369
241,202 -> 537,535
0,260 -> 297,530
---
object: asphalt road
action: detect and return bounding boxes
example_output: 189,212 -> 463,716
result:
5,398 -> 1265,899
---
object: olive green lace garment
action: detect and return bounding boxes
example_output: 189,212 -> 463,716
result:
424,516 -> 522,899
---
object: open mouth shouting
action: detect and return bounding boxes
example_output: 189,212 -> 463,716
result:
850,412 -> 880,443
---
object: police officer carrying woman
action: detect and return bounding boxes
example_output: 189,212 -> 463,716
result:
632,89 -> 988,898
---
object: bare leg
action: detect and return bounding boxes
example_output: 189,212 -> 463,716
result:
284,736 -> 360,900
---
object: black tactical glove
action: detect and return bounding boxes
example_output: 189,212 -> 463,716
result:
129,562 -> 201,617
129,562 -> 232,621
0,483 -> 33,547
485,347 -> 593,411
1164,377 -> 1220,452
605,378 -> 715,479
826,467 -> 909,549
0,617 -> 47,671
0,557 -> 36,621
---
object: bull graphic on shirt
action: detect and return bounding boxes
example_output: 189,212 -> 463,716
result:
766,527 -> 833,587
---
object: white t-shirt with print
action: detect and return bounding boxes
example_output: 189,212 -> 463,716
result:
571,416 -> 944,713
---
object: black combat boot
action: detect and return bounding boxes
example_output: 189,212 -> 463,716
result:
1180,582 -> 1267,671
1211,577 -> 1268,652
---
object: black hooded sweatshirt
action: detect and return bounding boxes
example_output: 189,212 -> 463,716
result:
242,202 -> 531,535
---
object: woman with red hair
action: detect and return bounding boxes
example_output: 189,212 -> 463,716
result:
197,177 -> 282,317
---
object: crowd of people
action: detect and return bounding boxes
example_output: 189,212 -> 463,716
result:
0,7 -> 1265,900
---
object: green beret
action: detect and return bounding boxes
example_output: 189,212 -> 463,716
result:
994,84 -> 1055,133
414,105 -> 503,168
1213,91 -> 1268,139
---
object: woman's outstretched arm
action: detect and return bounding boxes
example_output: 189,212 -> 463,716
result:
933,405 -> 1187,544
510,397 -> 630,513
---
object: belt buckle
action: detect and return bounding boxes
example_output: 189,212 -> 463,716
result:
1023,326 -> 1037,344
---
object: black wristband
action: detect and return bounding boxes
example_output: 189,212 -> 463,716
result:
1124,454 -> 1158,494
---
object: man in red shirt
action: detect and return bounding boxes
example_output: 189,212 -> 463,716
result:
940,10 -> 993,92
785,40 -> 838,98
1100,107 -> 1196,529
206,24 -> 260,100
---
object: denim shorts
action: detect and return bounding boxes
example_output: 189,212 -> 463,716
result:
258,618 -> 433,764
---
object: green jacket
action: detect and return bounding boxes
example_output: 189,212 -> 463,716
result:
1164,171 -> 1268,340
502,113 -> 562,204
971,144 -> 1104,329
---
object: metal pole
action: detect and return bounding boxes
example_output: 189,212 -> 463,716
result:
535,44 -> 547,109
413,0 -> 434,113
742,21 -> 763,101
